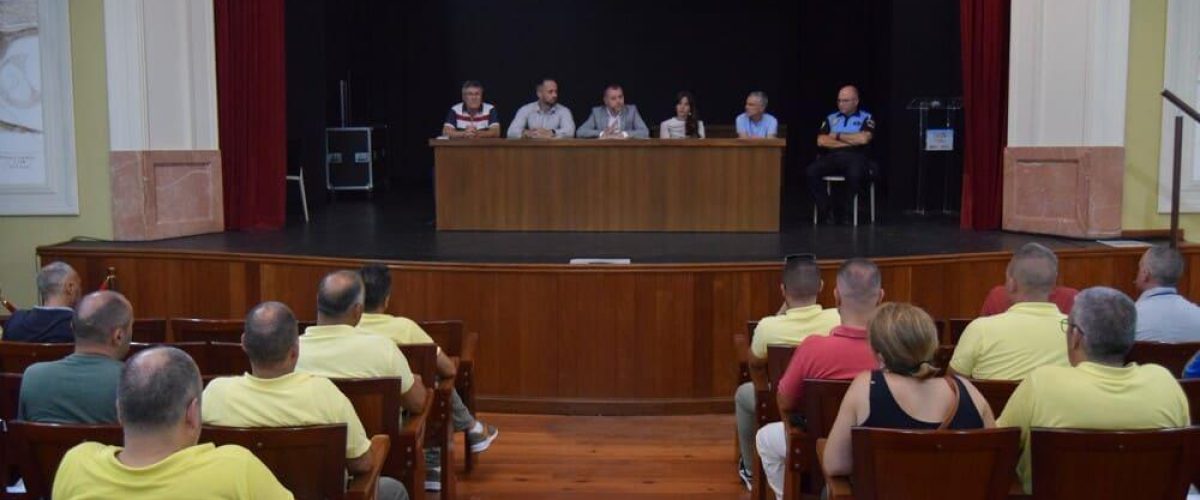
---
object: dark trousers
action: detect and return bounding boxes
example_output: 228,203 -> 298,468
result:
805,150 -> 871,213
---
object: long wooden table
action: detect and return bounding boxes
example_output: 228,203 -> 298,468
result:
431,139 -> 785,232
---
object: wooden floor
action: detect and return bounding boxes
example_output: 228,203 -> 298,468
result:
450,413 -> 750,499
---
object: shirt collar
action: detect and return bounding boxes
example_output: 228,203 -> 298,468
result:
839,110 -> 859,121
1006,302 -> 1064,315
535,102 -> 558,114
1138,286 -> 1179,301
1075,360 -> 1138,380
244,371 -> 304,385
830,324 -> 868,339
33,305 -> 73,312
301,324 -> 360,338
782,304 -> 823,318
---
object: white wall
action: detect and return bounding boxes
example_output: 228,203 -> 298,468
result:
1008,0 -> 1130,147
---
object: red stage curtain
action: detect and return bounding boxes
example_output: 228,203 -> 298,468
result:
214,0 -> 287,230
958,0 -> 1010,230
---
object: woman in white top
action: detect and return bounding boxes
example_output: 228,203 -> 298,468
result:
659,91 -> 705,139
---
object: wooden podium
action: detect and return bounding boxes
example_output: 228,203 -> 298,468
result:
431,139 -> 784,232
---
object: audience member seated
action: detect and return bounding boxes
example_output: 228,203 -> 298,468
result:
951,243 -> 1069,380
576,84 -> 650,139
53,346 -> 291,499
659,91 -> 705,138
441,80 -> 500,139
357,264 -> 499,453
1134,245 -> 1200,342
821,303 -> 994,478
18,291 -> 132,423
979,285 -> 1076,317
734,254 -> 839,488
997,287 -> 1190,493
735,91 -> 777,139
755,258 -> 884,499
2,262 -> 81,343
296,270 -> 431,489
203,301 -> 407,500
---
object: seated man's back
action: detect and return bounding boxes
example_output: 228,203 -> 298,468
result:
949,302 -> 1068,380
54,441 -> 291,499
297,324 -> 415,391
358,313 -> 434,346
203,371 -> 371,460
3,307 -> 73,343
19,353 -> 122,423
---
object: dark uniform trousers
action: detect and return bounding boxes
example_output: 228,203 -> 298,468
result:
806,149 -> 871,213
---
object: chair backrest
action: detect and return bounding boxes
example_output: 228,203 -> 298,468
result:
129,341 -> 212,374
418,320 -> 464,355
132,318 -> 169,344
1126,341 -> 1200,378
1180,379 -> 1200,425
331,377 -> 403,444
943,318 -> 972,345
0,372 -> 22,420
7,421 -> 123,499
1030,427 -> 1199,500
969,379 -> 1020,416
207,341 -> 252,376
169,318 -> 245,343
851,427 -> 1020,500
398,343 -> 438,389
766,344 -> 796,391
297,319 -> 317,331
933,344 -> 956,376
201,424 -> 347,500
0,342 -> 74,373
802,380 -> 852,438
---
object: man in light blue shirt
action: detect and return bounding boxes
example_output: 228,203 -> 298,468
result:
507,78 -> 575,139
1134,245 -> 1200,343
735,91 -> 777,138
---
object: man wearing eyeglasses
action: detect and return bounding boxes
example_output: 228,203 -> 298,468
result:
949,243 -> 1070,380
997,287 -> 1189,493
806,85 -> 875,225
733,253 -> 840,490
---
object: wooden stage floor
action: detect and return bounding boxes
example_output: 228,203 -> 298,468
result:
452,412 -> 749,499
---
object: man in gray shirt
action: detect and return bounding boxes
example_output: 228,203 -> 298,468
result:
507,78 -> 575,139
18,290 -> 134,423
576,84 -> 649,139
1134,245 -> 1200,343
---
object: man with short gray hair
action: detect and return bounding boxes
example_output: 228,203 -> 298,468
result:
951,243 -> 1070,380
1134,245 -> 1200,342
735,91 -> 777,138
998,286 -> 1190,493
53,347 -> 292,498
3,261 -> 81,343
19,290 -> 133,423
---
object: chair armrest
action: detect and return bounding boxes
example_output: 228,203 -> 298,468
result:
815,438 -> 852,500
783,417 -> 808,470
346,435 -> 391,500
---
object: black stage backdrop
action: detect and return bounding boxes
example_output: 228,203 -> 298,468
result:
286,0 -> 962,214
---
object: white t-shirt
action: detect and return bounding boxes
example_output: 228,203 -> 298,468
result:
659,117 -> 705,139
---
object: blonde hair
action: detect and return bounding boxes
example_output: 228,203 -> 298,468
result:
868,303 -> 940,379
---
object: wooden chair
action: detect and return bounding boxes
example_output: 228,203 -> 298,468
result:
970,379 -> 1020,416
418,319 -> 480,473
1029,427 -> 1199,499
1180,379 -> 1200,425
7,421 -> 123,499
132,318 -> 169,343
333,378 -> 432,500
202,424 -> 388,500
399,343 -> 455,498
0,342 -> 73,373
129,341 -> 212,374
933,344 -> 955,376
732,320 -> 757,464
821,427 -> 1021,500
1125,341 -> 1200,377
0,373 -> 21,489
169,318 -> 245,343
753,344 -> 794,499
778,379 -> 852,500
297,319 -> 317,331
207,341 -> 252,376
937,318 -> 972,345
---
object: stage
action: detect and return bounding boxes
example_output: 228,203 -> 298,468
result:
37,192 -> 1194,415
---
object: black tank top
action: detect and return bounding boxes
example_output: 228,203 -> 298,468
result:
860,370 -> 984,429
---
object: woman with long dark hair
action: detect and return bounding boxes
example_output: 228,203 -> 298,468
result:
659,91 -> 705,138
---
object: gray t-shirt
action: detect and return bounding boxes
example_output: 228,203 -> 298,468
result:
18,353 -> 123,423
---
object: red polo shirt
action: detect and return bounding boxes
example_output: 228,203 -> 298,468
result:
979,285 -> 1077,317
777,325 -> 877,404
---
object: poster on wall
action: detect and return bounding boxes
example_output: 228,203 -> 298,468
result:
0,0 -> 45,187
0,0 -> 76,215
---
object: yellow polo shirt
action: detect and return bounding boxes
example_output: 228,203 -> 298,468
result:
357,313 -> 436,345
949,302 -> 1068,380
296,324 -> 415,393
750,305 -> 840,359
997,362 -> 1190,493
53,441 -> 292,499
202,372 -> 371,459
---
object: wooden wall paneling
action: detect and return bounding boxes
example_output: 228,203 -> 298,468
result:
502,273 -> 560,398
555,272 -> 636,401
629,272 -> 695,399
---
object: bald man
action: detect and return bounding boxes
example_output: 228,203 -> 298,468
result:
19,290 -> 133,423
4,261 -> 82,343
53,347 -> 292,499
807,85 -> 876,225
950,243 -> 1070,380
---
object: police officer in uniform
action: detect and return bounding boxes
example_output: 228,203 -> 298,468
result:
807,85 -> 875,224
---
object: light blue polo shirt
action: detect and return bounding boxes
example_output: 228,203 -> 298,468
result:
736,112 -> 778,138
1135,287 -> 1200,343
